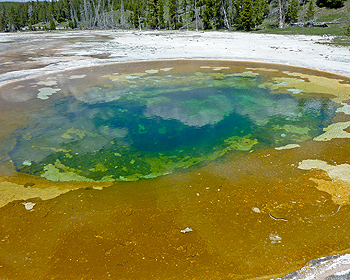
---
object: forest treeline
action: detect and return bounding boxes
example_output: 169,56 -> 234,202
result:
0,0 -> 346,32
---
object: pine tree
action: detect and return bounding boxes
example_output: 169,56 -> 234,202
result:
0,5 -> 7,31
241,0 -> 253,31
168,0 -> 177,29
286,0 -> 299,23
305,0 -> 315,21
202,0 -> 214,29
233,0 -> 243,26
132,2 -> 139,28
253,0 -> 268,26
147,0 -> 158,28
8,6 -> 19,31
182,0 -> 188,30
49,17 -> 56,30
157,0 -> 165,28
212,0 -> 222,29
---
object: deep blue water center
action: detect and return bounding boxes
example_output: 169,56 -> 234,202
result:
7,64 -> 336,182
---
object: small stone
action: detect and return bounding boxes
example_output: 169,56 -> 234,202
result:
180,227 -> 193,234
24,202 -> 36,211
252,207 -> 261,213
269,233 -> 282,243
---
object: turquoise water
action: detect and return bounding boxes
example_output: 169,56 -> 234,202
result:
7,65 -> 337,182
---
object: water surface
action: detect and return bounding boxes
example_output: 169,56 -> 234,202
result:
1,61 -> 338,182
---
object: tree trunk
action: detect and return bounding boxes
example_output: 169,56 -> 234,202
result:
278,0 -> 284,28
83,0 -> 90,28
109,0 -> 114,29
195,0 -> 198,31
121,0 -> 125,29
222,4 -> 231,30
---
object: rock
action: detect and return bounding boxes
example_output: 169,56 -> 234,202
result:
252,207 -> 261,213
269,233 -> 282,243
180,227 -> 193,234
274,254 -> 350,280
24,202 -> 36,210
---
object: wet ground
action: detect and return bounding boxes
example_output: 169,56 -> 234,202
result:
1,31 -> 350,280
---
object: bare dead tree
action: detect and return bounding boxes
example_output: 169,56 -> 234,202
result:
92,0 -> 102,28
108,0 -> 115,28
278,0 -> 285,28
70,0 -> 79,28
227,0 -> 233,30
120,0 -> 126,28
195,0 -> 198,31
82,0 -> 90,28
222,3 -> 231,30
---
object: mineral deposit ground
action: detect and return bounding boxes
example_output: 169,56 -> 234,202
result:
0,30 -> 350,279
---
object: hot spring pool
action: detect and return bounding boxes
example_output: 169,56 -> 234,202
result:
1,60 -> 350,279
0,60 -> 344,182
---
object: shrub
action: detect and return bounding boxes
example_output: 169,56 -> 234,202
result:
346,24 -> 350,36
316,0 -> 345,8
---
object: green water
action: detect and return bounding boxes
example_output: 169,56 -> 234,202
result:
8,66 -> 336,182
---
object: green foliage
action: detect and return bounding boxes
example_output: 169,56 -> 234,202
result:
147,0 -> 158,28
168,0 -> 177,29
316,13 -> 341,22
68,20 -> 74,29
0,5 -> 7,31
346,24 -> 350,36
157,0 -> 165,28
202,0 -> 222,29
0,0 -> 270,32
237,0 -> 268,31
0,0 -> 73,31
132,0 -> 144,29
3,0 -> 346,33
241,0 -> 253,30
253,0 -> 269,26
305,0 -> 315,21
49,17 -> 55,30
316,0 -> 345,8
285,0 -> 300,23
8,6 -> 19,31
146,0 -> 166,29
